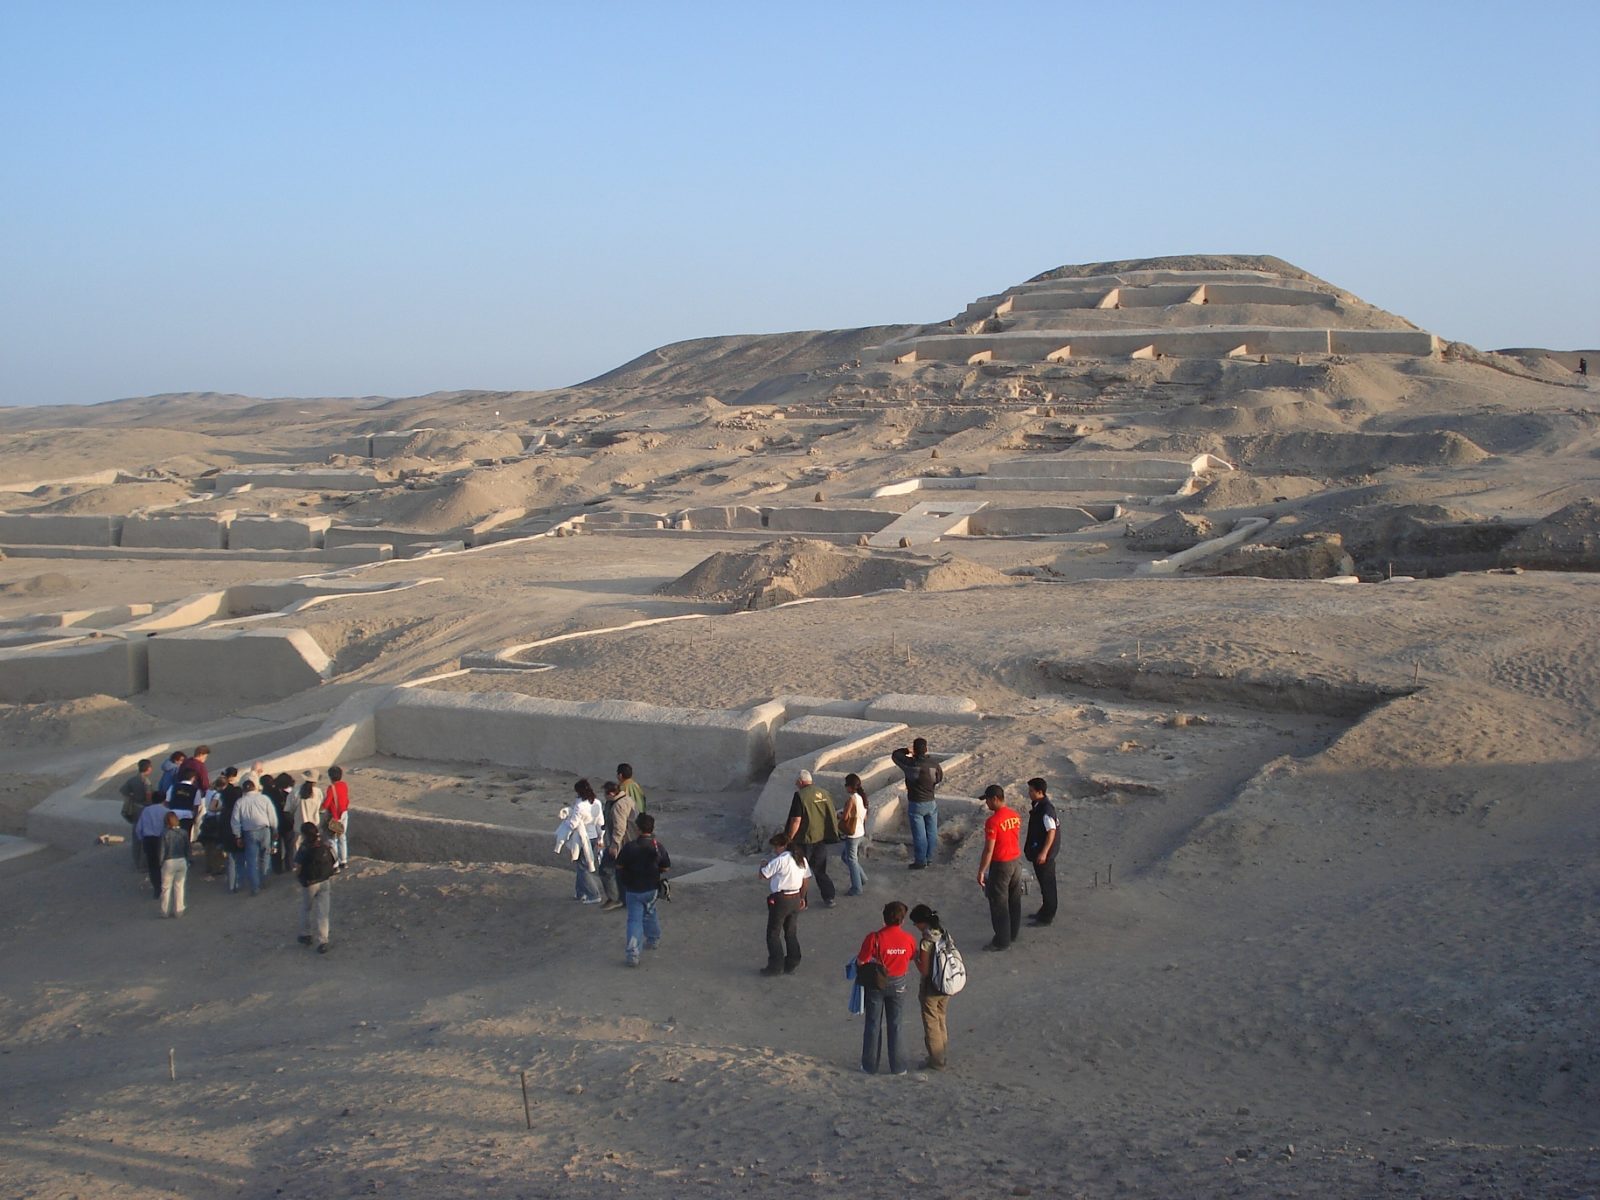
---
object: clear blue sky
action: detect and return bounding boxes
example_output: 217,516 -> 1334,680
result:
2,1 -> 1595,406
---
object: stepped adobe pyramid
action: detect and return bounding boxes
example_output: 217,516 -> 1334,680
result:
871,254 -> 1439,365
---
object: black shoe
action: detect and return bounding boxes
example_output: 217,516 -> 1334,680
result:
759,966 -> 783,977
297,934 -> 313,945
982,941 -> 1008,952
783,964 -> 799,974
907,862 -> 927,871
1027,915 -> 1052,926
317,943 -> 330,954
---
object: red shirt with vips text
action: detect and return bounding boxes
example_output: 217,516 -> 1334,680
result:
985,805 -> 1023,862
858,925 -> 918,977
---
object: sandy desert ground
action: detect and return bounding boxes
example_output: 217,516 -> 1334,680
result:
0,256 -> 1596,1198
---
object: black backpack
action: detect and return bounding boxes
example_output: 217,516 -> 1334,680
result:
299,843 -> 337,886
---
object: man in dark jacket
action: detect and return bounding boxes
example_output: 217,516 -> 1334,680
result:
892,738 -> 943,870
1024,777 -> 1061,926
615,814 -> 669,967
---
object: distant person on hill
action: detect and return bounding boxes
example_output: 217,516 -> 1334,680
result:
617,762 -> 647,814
759,832 -> 811,975
599,780 -> 637,911
615,813 -> 669,967
321,765 -> 351,870
785,769 -> 840,907
295,822 -> 337,954
119,758 -> 154,872
1024,777 -> 1061,927
892,738 -> 943,870
976,784 -> 1023,951
1580,357 -> 1588,377
839,772 -> 869,897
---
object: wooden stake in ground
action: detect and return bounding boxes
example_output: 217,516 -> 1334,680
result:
168,1048 -> 176,1081
520,1070 -> 532,1130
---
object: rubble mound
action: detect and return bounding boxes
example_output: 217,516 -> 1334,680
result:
657,538 -> 1015,610
1500,498 -> 1600,572
0,695 -> 163,749
1178,473 -> 1323,513
1269,503 -> 1520,576
1129,512 -> 1216,552
1188,535 -> 1354,580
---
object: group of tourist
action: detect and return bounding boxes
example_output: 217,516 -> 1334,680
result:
757,737 -> 1065,1074
553,764 -> 668,967
119,747 -> 350,952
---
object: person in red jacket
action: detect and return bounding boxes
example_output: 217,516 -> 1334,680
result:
319,765 -> 351,870
856,901 -> 918,1074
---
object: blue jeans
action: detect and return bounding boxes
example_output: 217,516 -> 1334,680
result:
242,827 -> 271,894
574,858 -> 601,901
841,836 -> 867,894
623,889 -> 661,963
909,801 -> 938,866
861,974 -> 909,1073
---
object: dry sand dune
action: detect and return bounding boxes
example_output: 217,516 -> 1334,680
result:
1,255 -> 1597,1198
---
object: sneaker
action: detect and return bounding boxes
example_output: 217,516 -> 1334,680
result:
1026,915 -> 1052,926
317,943 -> 330,954
625,957 -> 640,968
824,899 -> 836,908
298,935 -> 313,946
918,1059 -> 946,1071
645,941 -> 659,951
601,900 -> 624,912
844,889 -> 862,897
579,897 -> 603,905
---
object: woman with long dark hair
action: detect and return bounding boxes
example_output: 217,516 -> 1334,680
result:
759,832 -> 810,976
840,772 -> 869,896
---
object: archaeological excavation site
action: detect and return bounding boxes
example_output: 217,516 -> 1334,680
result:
3,255 -> 1597,1198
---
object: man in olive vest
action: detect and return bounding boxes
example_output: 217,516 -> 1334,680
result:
784,769 -> 839,907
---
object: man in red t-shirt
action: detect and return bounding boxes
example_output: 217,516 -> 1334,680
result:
977,784 -> 1023,950
856,901 -> 919,1074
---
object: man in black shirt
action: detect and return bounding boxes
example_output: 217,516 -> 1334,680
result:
1024,777 -> 1061,926
615,814 -> 670,967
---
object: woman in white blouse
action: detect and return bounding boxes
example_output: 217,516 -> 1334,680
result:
839,772 -> 869,896
759,832 -> 811,976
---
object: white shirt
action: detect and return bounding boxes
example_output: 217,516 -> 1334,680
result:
761,851 -> 812,894
844,790 -> 867,839
293,788 -> 322,830
575,797 -> 605,841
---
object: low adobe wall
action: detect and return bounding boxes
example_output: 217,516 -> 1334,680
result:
121,512 -> 235,549
229,515 -> 332,550
147,627 -> 333,702
877,327 -> 1436,363
373,688 -> 787,792
674,506 -> 766,531
0,514 -> 124,546
967,506 -> 1113,535
214,469 -> 384,491
764,507 -> 899,533
0,635 -> 150,703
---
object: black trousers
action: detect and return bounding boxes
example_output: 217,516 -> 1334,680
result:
766,893 -> 804,971
985,858 -> 1023,948
802,842 -> 836,903
142,836 -> 163,897
1032,856 -> 1058,924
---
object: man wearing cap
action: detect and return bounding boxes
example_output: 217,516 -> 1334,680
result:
976,784 -> 1024,950
785,769 -> 839,908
